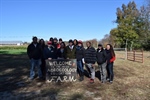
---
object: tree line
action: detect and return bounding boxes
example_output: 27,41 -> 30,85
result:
100,0 -> 150,50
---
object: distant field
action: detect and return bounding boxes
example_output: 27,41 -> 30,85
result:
0,45 -> 27,49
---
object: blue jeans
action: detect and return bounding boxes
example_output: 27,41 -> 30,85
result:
77,60 -> 84,76
30,59 -> 42,79
107,63 -> 114,81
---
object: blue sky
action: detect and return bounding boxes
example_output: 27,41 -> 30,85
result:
0,0 -> 144,42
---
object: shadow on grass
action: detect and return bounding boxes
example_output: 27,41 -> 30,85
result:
84,70 -> 90,78
0,52 -> 76,99
0,51 -> 9,54
0,52 -> 29,92
84,69 -> 101,82
95,71 -> 101,81
70,93 -> 84,100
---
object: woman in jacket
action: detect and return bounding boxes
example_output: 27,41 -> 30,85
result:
73,39 -> 78,48
76,40 -> 85,81
39,39 -> 46,80
96,44 -> 107,83
106,44 -> 116,83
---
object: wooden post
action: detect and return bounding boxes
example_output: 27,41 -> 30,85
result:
142,50 -> 143,63
127,50 -> 128,60
133,50 -> 135,61
125,48 -> 127,60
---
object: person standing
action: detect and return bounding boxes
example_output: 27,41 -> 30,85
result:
53,38 -> 59,50
27,37 -> 43,80
96,44 -> 107,83
57,38 -> 63,49
84,41 -> 97,83
49,37 -> 54,44
44,41 -> 57,60
57,42 -> 66,59
76,40 -> 85,81
65,39 -> 76,59
73,39 -> 78,48
106,44 -> 116,83
39,39 -> 46,80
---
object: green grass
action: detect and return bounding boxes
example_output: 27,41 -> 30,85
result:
0,46 -> 27,54
0,49 -> 26,55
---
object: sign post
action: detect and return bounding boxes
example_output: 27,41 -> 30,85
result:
46,59 -> 77,82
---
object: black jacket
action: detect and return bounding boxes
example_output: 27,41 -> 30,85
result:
105,49 -> 113,64
76,46 -> 85,61
57,48 -> 66,59
43,46 -> 57,59
27,43 -> 42,60
96,49 -> 107,64
84,47 -> 96,64
40,44 -> 46,59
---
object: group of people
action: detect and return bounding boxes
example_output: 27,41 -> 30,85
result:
27,36 -> 116,84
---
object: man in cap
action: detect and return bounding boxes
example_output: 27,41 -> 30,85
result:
43,41 -> 57,60
53,38 -> 59,49
49,37 -> 54,44
96,44 -> 107,83
65,39 -> 76,59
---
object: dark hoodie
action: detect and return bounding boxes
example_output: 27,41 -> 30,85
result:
96,48 -> 107,64
76,46 -> 85,61
84,47 -> 96,64
105,49 -> 116,63
43,46 -> 57,59
27,43 -> 42,60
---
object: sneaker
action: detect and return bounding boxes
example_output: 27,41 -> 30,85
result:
107,78 -> 110,81
36,77 -> 44,82
90,79 -> 94,83
29,77 -> 34,80
88,74 -> 91,78
109,81 -> 113,84
79,76 -> 84,81
101,80 -> 106,83
28,78 -> 34,82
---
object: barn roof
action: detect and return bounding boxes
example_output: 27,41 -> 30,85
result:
0,41 -> 23,44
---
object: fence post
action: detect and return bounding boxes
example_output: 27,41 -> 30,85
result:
133,50 -> 135,61
125,48 -> 127,60
142,50 -> 143,63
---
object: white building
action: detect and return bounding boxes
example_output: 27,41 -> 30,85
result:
0,41 -> 23,46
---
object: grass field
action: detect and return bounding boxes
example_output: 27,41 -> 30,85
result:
0,46 -> 27,54
0,49 -> 26,54
0,48 -> 150,100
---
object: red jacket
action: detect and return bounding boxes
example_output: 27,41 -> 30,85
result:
110,56 -> 116,63
57,44 -> 61,49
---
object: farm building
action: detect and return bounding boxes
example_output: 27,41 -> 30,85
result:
0,41 -> 23,46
